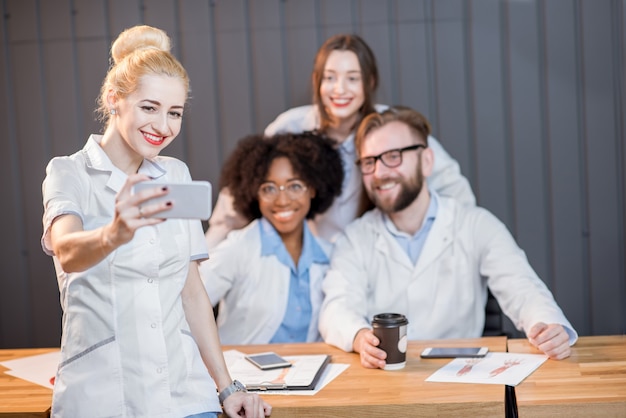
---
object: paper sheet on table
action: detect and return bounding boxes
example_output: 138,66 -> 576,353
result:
425,352 -> 548,386
0,350 -> 60,389
223,350 -> 349,395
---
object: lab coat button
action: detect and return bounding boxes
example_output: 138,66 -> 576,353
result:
151,323 -> 157,328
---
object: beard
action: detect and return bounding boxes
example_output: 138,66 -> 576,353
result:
366,166 -> 424,214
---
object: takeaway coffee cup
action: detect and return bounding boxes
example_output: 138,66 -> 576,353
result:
372,313 -> 409,370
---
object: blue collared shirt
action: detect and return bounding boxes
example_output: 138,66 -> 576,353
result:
259,218 -> 329,343
383,191 -> 439,265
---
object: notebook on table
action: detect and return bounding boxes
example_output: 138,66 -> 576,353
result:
225,352 -> 331,391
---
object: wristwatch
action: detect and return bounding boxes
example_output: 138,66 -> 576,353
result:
218,379 -> 247,405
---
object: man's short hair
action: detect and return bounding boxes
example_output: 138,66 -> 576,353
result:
355,106 -> 432,157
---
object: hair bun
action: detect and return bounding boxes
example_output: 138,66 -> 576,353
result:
111,25 -> 171,64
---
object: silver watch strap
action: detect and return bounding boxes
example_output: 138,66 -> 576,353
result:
218,379 -> 246,405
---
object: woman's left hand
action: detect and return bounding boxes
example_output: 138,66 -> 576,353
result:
222,391 -> 272,418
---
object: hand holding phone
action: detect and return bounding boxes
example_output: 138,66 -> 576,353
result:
420,347 -> 489,358
131,181 -> 212,220
245,352 -> 292,370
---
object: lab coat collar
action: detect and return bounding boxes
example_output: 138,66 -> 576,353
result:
412,193 -> 453,276
372,191 -> 453,273
82,135 -> 167,193
259,217 -> 328,272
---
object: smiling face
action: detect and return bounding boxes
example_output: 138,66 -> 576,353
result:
258,156 -> 315,241
110,73 -> 186,162
361,121 -> 430,214
319,50 -> 365,129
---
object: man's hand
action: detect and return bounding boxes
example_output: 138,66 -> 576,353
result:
353,328 -> 387,369
527,322 -> 571,360
222,391 -> 272,417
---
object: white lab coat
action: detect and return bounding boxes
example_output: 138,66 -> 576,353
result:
42,135 -> 218,417
205,104 -> 475,248
200,219 -> 331,344
319,194 -> 577,352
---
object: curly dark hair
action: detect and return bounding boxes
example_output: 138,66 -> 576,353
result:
219,131 -> 344,222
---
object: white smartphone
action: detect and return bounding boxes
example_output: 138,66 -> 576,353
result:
131,181 -> 212,220
245,352 -> 292,370
420,347 -> 489,358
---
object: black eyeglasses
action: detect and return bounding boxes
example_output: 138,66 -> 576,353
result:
356,144 -> 426,174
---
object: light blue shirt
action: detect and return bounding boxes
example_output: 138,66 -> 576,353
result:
259,218 -> 329,343
383,191 -> 439,265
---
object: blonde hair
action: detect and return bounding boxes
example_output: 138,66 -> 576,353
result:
355,106 -> 431,157
96,25 -> 190,123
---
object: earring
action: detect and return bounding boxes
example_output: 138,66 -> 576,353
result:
110,109 -> 116,115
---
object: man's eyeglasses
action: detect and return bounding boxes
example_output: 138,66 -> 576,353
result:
258,180 -> 308,202
356,144 -> 426,174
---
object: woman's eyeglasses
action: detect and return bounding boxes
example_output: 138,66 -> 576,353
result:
258,180 -> 308,202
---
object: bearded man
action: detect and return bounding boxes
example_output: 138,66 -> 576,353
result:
318,106 -> 577,369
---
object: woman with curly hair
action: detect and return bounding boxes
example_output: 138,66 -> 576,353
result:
199,132 -> 343,345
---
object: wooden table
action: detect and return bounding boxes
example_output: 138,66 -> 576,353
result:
508,335 -> 626,417
0,347 -> 56,418
223,337 -> 508,417
0,337 -> 506,418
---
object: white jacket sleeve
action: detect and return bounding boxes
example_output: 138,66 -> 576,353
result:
472,208 -> 578,344
199,228 -> 242,308
319,226 -> 373,352
428,135 -> 476,207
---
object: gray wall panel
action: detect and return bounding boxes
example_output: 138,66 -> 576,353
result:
0,0 -> 32,348
76,39 -> 108,138
395,21 -> 431,118
11,37 -> 56,347
143,0 -> 178,37
179,0 -> 221,184
74,0 -> 107,38
319,0 -> 355,36
507,0 -> 551,282
359,6 -> 394,106
107,0 -> 142,37
581,0 -> 622,335
73,1 -> 108,139
1,0 -> 625,347
5,0 -> 37,42
214,0 -> 254,157
43,43 -> 82,164
468,0 -> 510,225
249,0 -> 287,133
543,0 -> 589,334
396,1 -> 432,121
40,0 -> 72,40
283,2 -> 318,108
432,5 -> 472,180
